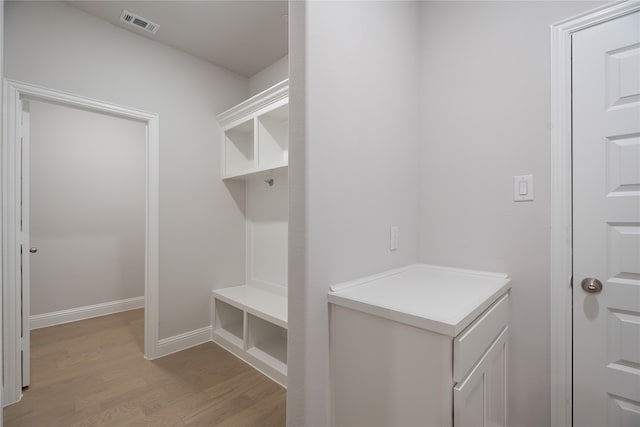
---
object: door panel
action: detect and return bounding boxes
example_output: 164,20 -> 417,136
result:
573,10 -> 640,427
606,394 -> 640,427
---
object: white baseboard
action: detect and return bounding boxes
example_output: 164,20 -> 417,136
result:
30,296 -> 144,330
154,326 -> 213,358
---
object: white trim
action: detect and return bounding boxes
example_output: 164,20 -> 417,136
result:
0,0 -> 4,419
155,326 -> 213,358
29,297 -> 144,330
2,79 -> 23,407
216,79 -> 288,128
144,101 -> 161,362
2,79 -> 161,406
20,103 -> 31,387
550,2 -> 640,426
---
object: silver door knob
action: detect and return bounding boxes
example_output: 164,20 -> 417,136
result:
581,277 -> 603,294
29,247 -> 38,254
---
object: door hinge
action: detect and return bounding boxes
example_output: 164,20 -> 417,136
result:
570,276 -> 573,289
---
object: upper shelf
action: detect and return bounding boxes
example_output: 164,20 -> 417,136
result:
217,79 -> 289,180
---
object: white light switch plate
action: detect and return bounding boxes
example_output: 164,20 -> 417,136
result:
514,175 -> 534,202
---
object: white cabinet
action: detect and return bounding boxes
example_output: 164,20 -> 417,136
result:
454,327 -> 508,427
217,79 -> 288,180
328,264 -> 511,427
212,79 -> 289,387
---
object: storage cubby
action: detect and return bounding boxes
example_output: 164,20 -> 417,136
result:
213,299 -> 244,349
217,79 -> 288,179
211,286 -> 288,386
247,313 -> 287,375
223,119 -> 255,176
257,104 -> 288,168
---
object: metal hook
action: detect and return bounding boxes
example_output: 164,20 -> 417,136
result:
264,178 -> 274,186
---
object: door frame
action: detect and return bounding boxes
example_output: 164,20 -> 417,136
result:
2,79 -> 161,406
549,1 -> 640,426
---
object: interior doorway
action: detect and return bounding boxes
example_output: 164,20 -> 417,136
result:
25,98 -> 147,387
2,80 -> 160,406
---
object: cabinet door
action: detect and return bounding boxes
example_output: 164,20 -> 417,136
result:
454,327 -> 507,427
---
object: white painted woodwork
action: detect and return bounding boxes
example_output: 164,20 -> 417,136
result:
155,325 -> 212,359
454,327 -> 508,427
453,293 -> 509,383
572,10 -> 640,427
550,3 -> 640,426
246,172 -> 288,293
329,264 -> 510,427
211,286 -> 287,386
1,0 -> 4,417
217,79 -> 288,180
20,102 -> 30,388
2,80 -> 160,406
330,304 -> 453,427
213,285 -> 287,328
212,80 -> 290,387
29,296 -> 144,330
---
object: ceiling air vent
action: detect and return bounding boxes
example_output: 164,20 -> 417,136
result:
119,10 -> 160,34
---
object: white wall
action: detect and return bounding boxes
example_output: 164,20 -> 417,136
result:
288,2 -> 421,425
289,1 -> 606,426
418,2 -> 603,426
5,1 -> 248,339
28,100 -> 145,315
248,54 -> 288,97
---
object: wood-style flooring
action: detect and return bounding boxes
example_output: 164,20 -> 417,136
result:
4,309 -> 286,427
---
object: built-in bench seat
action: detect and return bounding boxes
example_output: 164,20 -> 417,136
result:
211,285 -> 288,386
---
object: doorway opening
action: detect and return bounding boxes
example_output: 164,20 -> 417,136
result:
26,97 -> 146,384
2,80 -> 160,406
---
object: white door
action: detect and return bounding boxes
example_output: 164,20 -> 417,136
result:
573,10 -> 640,427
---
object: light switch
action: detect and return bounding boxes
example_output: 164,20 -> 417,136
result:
519,181 -> 528,196
514,175 -> 534,202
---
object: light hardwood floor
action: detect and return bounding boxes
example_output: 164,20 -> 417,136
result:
4,309 -> 286,427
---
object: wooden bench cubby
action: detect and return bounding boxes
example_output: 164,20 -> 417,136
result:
212,285 -> 287,387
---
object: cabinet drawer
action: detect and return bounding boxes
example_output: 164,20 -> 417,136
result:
453,292 -> 509,383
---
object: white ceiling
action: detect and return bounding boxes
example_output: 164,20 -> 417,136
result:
67,1 -> 289,77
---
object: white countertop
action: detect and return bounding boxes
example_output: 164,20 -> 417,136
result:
328,264 -> 511,337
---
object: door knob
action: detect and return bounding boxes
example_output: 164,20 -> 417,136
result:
29,247 -> 38,254
581,277 -> 603,294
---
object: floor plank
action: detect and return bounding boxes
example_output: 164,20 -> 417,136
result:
4,309 -> 286,427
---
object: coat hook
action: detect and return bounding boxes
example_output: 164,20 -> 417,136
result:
264,178 -> 274,186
